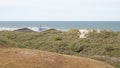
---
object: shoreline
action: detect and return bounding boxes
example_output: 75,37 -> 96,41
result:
0,27 -> 118,32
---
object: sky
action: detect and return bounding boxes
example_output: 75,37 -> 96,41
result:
0,0 -> 120,21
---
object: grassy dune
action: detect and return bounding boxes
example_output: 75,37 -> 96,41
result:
0,29 -> 120,67
0,48 -> 114,68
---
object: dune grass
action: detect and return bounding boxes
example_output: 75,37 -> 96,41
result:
0,48 -> 114,68
0,29 -> 120,68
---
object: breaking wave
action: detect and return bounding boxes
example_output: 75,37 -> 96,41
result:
0,27 -> 50,32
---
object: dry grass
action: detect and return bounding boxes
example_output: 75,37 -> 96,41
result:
0,48 -> 114,68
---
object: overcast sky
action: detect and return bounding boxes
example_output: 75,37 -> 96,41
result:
0,0 -> 120,21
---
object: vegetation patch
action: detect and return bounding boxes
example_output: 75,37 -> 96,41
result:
0,30 -> 120,68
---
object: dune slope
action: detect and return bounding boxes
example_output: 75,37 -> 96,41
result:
0,48 -> 114,68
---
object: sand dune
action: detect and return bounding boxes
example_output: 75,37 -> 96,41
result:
0,48 -> 114,68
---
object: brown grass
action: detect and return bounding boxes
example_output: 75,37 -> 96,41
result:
0,48 -> 114,68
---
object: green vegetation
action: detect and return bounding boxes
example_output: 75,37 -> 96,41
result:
0,29 -> 120,68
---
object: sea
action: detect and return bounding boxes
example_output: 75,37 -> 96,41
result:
0,21 -> 120,31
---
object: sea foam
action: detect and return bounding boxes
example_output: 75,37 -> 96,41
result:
0,27 -> 50,32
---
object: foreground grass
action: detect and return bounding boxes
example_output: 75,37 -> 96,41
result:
0,29 -> 120,68
0,48 -> 114,68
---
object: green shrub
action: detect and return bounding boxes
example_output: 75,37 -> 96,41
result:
105,46 -> 114,52
54,36 -> 62,41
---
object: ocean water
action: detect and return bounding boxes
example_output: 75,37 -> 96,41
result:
0,21 -> 120,31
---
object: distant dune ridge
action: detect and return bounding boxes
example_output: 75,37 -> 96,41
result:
0,27 -> 104,38
15,28 -> 35,32
0,48 -> 114,68
1,27 -> 104,39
